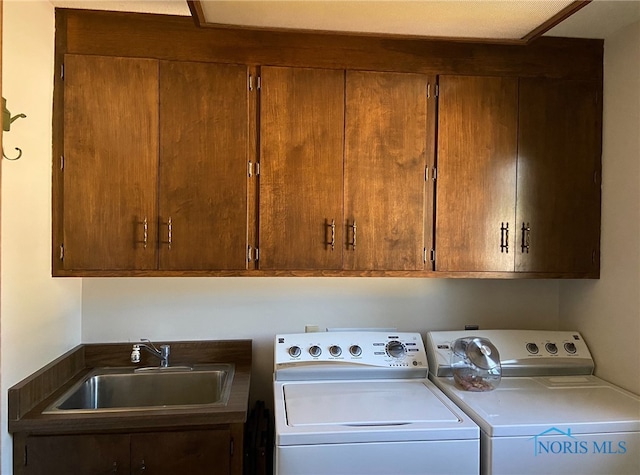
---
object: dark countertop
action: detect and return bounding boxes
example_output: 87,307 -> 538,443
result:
9,340 -> 252,435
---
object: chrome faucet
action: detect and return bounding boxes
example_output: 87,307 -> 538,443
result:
131,339 -> 170,368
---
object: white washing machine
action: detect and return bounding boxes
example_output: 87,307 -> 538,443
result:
426,330 -> 640,475
274,331 -> 480,475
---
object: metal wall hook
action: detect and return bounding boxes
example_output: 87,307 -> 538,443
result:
2,97 -> 26,161
3,147 -> 23,161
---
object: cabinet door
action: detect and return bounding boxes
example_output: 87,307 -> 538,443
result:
159,62 -> 249,270
24,434 -> 130,474
516,78 -> 601,273
344,71 -> 429,270
131,429 -> 230,475
259,66 -> 345,270
63,55 -> 159,270
435,75 -> 518,272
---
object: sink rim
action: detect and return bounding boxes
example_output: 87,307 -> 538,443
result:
42,363 -> 235,414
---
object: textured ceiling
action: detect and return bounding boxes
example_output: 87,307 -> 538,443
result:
195,1 -> 575,40
49,0 -> 640,40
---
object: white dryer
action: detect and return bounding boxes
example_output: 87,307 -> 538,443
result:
274,331 -> 480,475
426,330 -> 640,475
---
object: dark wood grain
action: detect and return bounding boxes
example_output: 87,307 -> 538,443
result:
51,8 -> 604,279
59,9 -> 603,81
9,340 -> 252,434
158,61 -> 249,270
516,78 -> 601,273
62,54 -> 159,270
83,340 -> 252,367
22,433 -> 131,475
344,71 -> 428,270
49,268 -> 599,279
51,12 -> 66,275
258,66 -> 345,269
131,429 -> 231,474
435,75 -> 519,272
8,346 -> 85,422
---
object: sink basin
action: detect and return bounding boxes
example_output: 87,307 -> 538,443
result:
43,364 -> 234,413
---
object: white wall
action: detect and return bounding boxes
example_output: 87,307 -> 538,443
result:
1,1 -> 83,472
82,278 -> 561,404
559,20 -> 640,396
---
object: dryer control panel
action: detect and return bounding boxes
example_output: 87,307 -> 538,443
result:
274,331 -> 428,381
426,330 -> 595,378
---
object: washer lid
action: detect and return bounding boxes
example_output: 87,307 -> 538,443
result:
284,381 -> 460,427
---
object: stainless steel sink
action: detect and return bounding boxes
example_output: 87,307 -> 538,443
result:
43,364 -> 234,414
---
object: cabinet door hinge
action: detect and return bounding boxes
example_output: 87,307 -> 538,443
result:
434,84 -> 439,97
432,167 -> 437,181
430,248 -> 436,262
230,437 -> 234,456
425,166 -> 436,181
248,246 -> 260,262
249,74 -> 261,91
248,161 -> 261,178
59,244 -> 65,261
24,445 -> 28,466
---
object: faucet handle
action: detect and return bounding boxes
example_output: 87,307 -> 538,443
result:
131,345 -> 141,363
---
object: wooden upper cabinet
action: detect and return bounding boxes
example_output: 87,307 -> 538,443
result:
435,75 -> 601,275
435,75 -> 519,272
60,56 -> 250,273
259,66 -> 345,270
159,61 -> 249,270
344,71 -> 430,271
62,54 -> 159,270
516,78 -> 601,274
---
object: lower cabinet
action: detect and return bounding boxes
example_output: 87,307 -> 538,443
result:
17,428 -> 234,475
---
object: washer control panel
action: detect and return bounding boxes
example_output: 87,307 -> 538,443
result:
275,331 -> 427,376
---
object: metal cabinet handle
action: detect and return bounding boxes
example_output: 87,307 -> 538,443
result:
167,217 -> 172,250
328,219 -> 336,251
111,461 -> 118,473
143,217 -> 148,249
521,222 -> 531,253
500,222 -> 509,253
139,459 -> 146,473
348,220 -> 357,250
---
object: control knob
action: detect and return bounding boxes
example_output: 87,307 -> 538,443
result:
288,346 -> 302,358
545,343 -> 558,354
386,340 -> 406,358
526,343 -> 539,354
309,345 -> 322,357
564,342 -> 577,354
329,345 -> 342,357
349,345 -> 362,357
